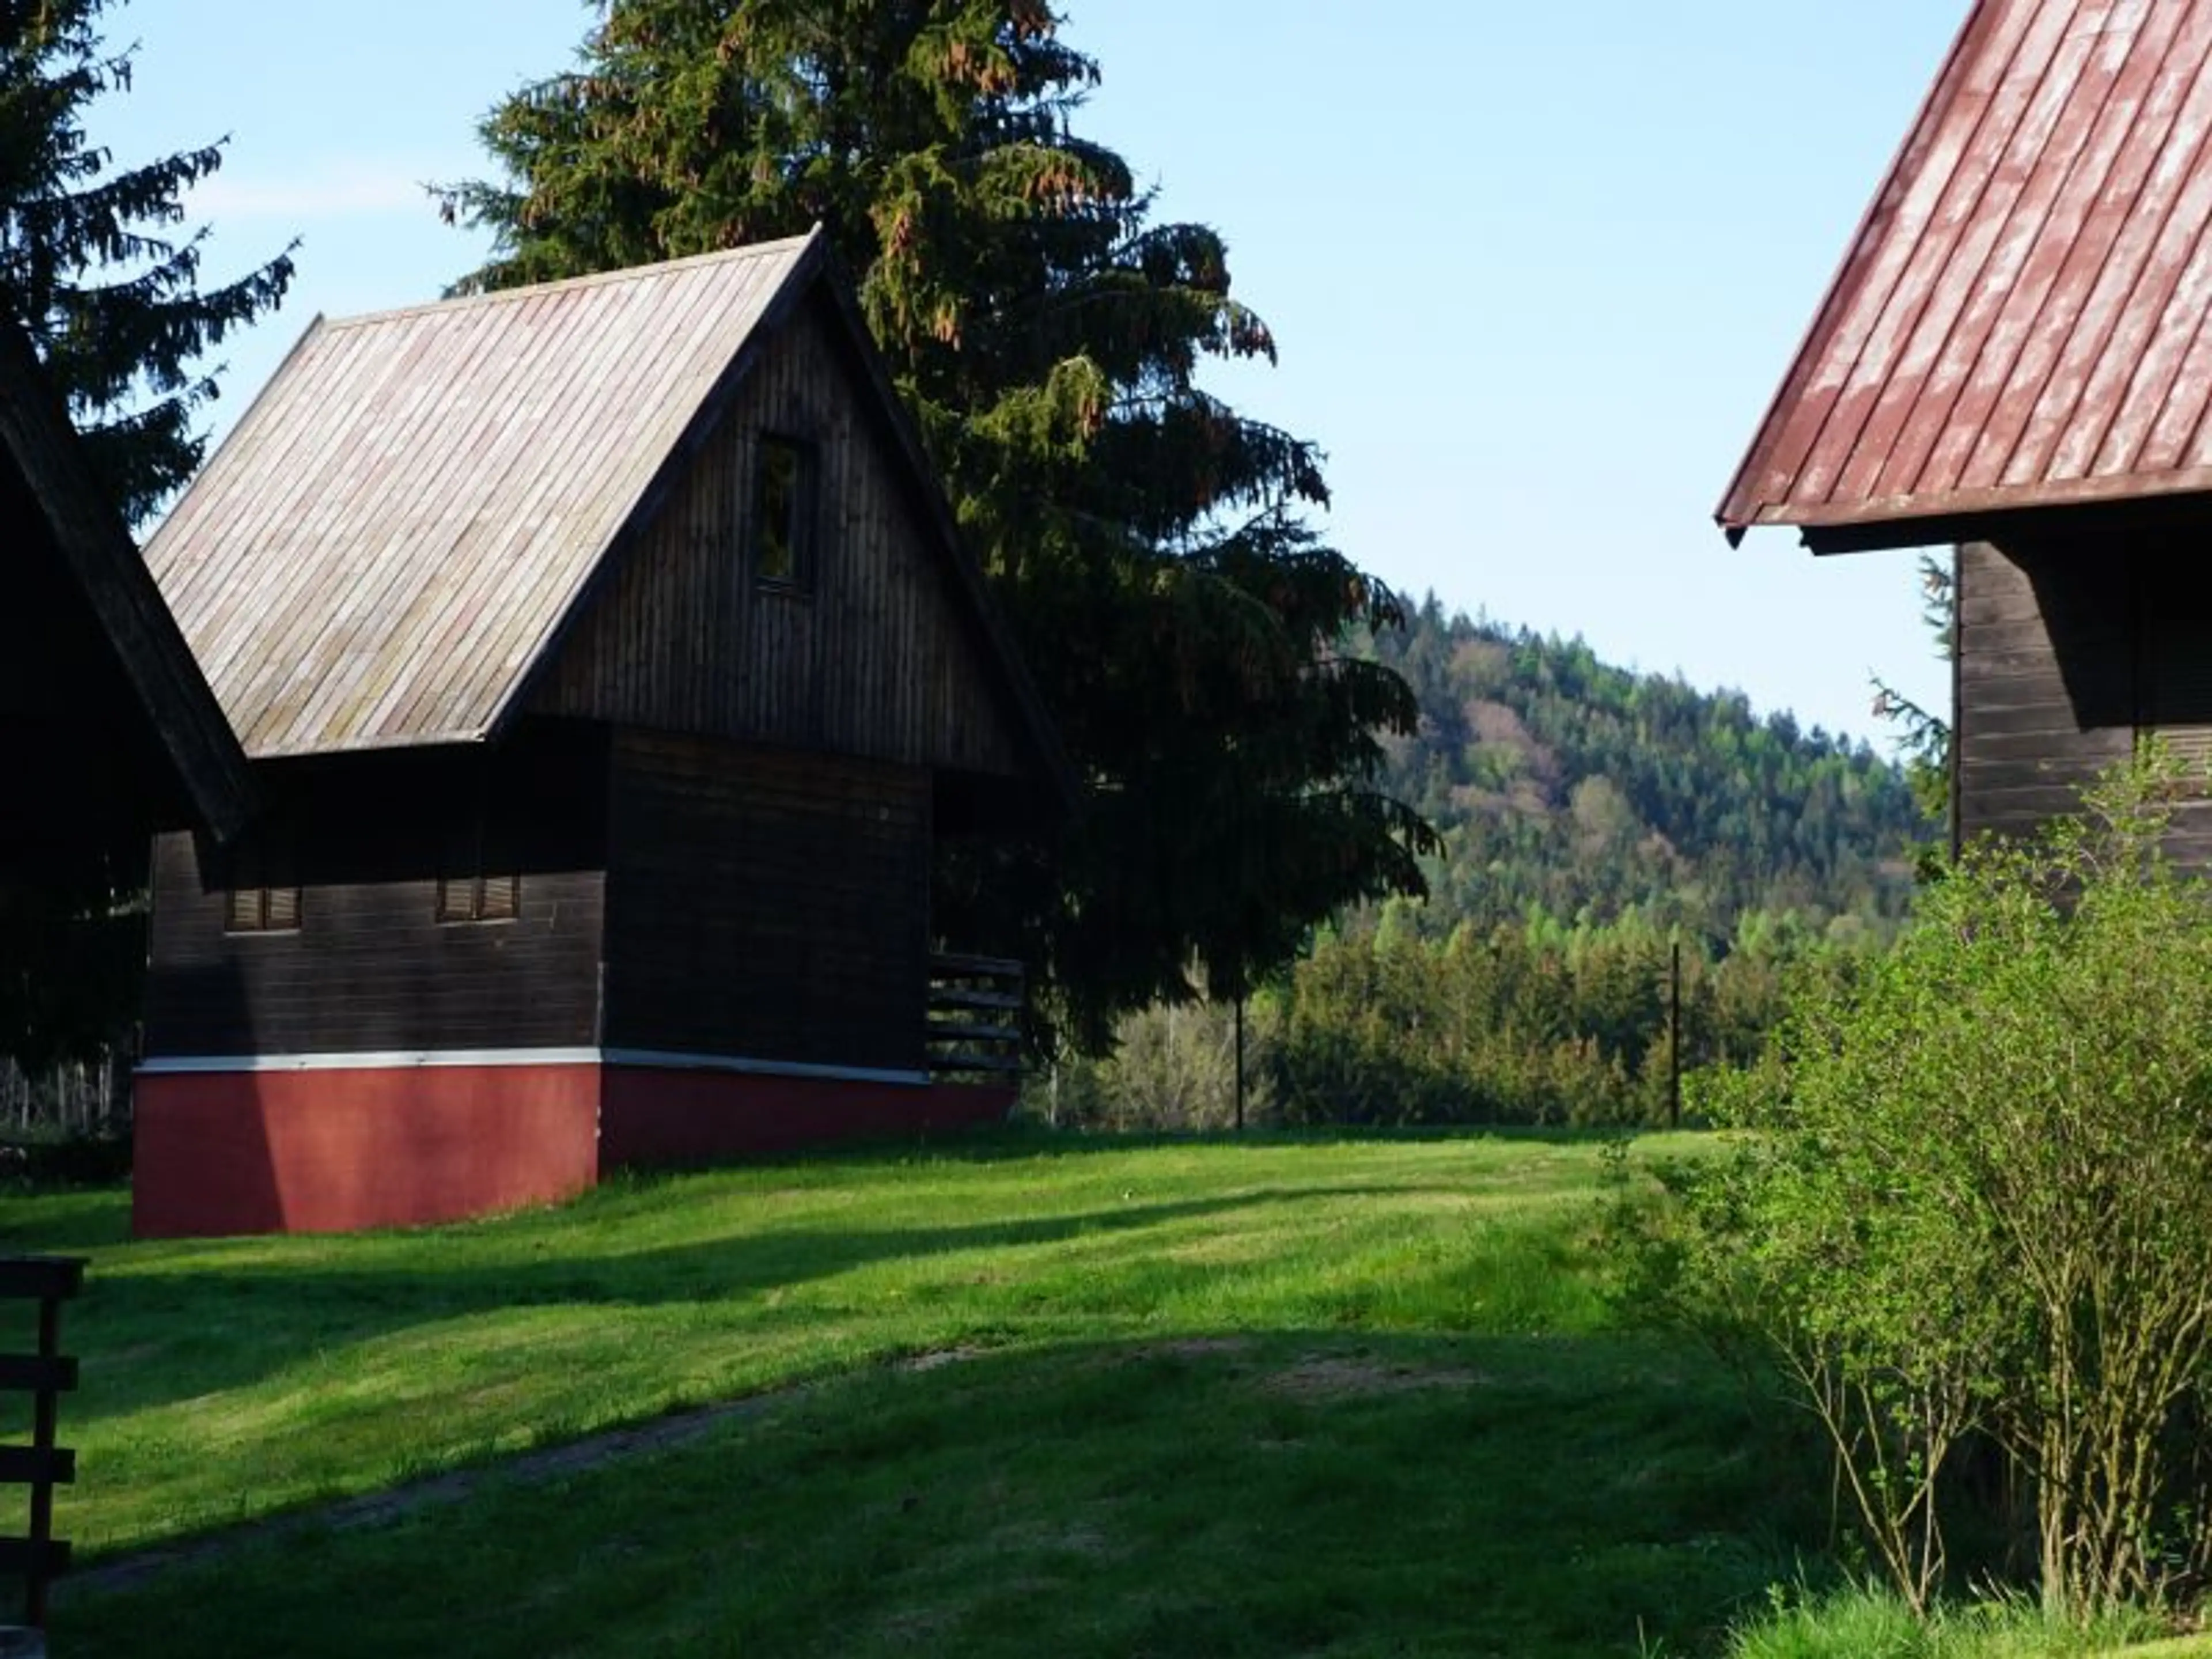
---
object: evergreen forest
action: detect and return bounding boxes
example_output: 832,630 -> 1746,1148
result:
1368,597 -> 1926,945
1048,598 -> 1933,1134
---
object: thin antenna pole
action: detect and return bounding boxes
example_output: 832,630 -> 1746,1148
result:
1668,938 -> 1683,1128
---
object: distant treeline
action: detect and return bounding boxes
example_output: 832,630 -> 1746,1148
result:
1041,601 -> 1924,1130
1036,903 -> 1860,1131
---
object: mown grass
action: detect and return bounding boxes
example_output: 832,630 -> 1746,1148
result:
10,1130 -> 1834,1654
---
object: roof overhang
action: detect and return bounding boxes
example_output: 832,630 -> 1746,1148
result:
1718,0 -> 2212,551
1782,483 -> 2212,556
0,319 -> 254,842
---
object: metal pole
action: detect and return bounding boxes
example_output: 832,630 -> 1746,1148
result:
1668,940 -> 1682,1129
1233,995 -> 1246,1134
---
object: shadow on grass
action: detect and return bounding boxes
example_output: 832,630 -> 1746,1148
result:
56,1329 -> 1824,1659
888,1121 -> 1680,1159
70,1184 -> 1459,1418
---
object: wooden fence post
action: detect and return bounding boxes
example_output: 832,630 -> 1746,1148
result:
0,1258 -> 84,1635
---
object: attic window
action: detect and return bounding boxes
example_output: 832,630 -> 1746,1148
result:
752,434 -> 813,588
437,802 -> 520,925
224,830 -> 301,935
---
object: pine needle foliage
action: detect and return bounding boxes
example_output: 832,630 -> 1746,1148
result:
442,1 -> 1433,1045
0,0 -> 295,523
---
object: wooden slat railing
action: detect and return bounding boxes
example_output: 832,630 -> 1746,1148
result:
0,1257 -> 81,1632
925,953 -> 1025,1081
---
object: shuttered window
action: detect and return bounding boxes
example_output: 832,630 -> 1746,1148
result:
224,831 -> 302,934
437,872 -> 520,925
437,800 -> 521,924
752,433 -> 813,588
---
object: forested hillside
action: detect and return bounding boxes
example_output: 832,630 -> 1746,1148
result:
1363,599 -> 1929,946
1051,604 -> 1934,1131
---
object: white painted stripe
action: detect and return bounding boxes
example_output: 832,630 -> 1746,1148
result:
137,1048 -> 603,1076
603,1050 -> 929,1088
137,1048 -> 931,1087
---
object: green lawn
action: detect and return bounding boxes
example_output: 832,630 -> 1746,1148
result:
13,1131 -> 1828,1655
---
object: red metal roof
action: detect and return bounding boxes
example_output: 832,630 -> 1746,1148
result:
1719,0 -> 2212,542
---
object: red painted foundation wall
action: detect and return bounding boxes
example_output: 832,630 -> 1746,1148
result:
599,1067 -> 1015,1169
133,1063 -> 1016,1237
133,1065 -> 603,1237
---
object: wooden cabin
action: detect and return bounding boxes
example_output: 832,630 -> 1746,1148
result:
132,231 -> 1071,1237
0,318 -> 251,879
1718,0 -> 2212,859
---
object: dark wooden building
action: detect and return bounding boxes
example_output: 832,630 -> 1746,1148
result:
1719,0 -> 2212,861
0,317 -> 251,878
133,232 -> 1070,1236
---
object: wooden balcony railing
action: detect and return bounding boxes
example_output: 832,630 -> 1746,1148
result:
925,953 -> 1025,1081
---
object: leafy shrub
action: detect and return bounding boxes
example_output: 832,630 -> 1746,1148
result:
1617,759 -> 2212,1618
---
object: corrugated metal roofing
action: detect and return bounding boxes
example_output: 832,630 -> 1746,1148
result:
146,233 -> 819,757
1719,0 -> 2212,541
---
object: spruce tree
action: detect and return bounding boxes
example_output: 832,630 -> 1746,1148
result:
0,0 -> 295,523
446,1 -> 1432,1044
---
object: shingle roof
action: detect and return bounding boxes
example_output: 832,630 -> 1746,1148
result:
146,234 -> 819,757
1720,0 -> 2212,546
0,317 -> 253,839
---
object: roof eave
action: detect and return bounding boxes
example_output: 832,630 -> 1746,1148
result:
1732,475 -> 2212,556
0,319 -> 256,842
1714,0 -> 1998,538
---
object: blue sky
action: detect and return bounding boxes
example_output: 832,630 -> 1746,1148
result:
85,0 -> 1969,747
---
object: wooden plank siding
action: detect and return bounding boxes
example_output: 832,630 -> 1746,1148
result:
142,722 -> 608,1058
1956,535 -> 2212,872
534,291 -> 1025,779
601,730 -> 930,1074
1958,540 -> 2133,847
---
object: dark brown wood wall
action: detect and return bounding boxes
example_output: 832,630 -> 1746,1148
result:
1957,539 -> 2133,847
601,729 -> 930,1074
142,722 -> 609,1058
1955,535 -> 2212,870
533,291 -> 1025,779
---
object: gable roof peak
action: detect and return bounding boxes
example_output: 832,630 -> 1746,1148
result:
146,234 -> 828,759
327,229 -> 828,336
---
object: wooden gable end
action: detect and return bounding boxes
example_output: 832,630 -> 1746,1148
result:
531,289 -> 1026,778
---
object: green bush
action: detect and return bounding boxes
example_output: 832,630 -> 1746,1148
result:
1620,759 -> 2212,1618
